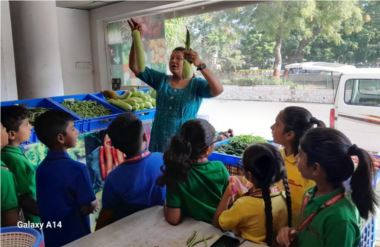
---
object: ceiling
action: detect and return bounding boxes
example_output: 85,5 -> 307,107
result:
56,1 -> 121,10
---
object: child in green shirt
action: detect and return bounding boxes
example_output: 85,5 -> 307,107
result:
1,106 -> 39,223
1,122 -> 20,226
157,119 -> 229,224
276,128 -> 377,247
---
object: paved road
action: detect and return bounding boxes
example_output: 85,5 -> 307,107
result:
198,99 -> 332,139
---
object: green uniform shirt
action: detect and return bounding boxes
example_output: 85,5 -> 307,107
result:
1,161 -> 18,211
296,187 -> 360,247
166,160 -> 229,223
1,146 -> 40,223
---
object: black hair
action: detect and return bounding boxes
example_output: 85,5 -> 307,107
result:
1,105 -> 29,132
107,113 -> 144,157
173,47 -> 186,52
281,106 -> 325,155
34,110 -> 74,149
242,143 -> 292,246
300,128 -> 377,219
157,119 -> 216,188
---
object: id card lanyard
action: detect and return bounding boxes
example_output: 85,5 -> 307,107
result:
124,150 -> 151,163
296,191 -> 345,232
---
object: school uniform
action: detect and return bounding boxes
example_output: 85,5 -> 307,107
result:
166,160 -> 229,223
1,161 -> 18,213
295,187 -> 360,247
281,149 -> 315,225
36,151 -> 95,247
1,146 -> 40,223
102,152 -> 166,220
218,185 -> 288,244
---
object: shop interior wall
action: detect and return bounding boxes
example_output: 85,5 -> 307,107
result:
1,3 -> 94,101
57,7 -> 94,95
1,0 -> 18,101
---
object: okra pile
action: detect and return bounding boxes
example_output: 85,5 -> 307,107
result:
62,100 -> 111,118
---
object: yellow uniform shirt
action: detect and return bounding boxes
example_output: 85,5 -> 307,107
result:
218,188 -> 288,244
281,149 -> 315,225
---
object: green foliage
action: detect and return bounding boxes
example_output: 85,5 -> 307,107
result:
165,1 -> 377,76
215,135 -> 267,157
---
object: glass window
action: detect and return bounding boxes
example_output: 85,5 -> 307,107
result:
344,79 -> 380,106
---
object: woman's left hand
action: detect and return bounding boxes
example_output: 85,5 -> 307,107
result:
184,49 -> 203,67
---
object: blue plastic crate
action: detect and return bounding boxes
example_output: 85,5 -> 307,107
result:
359,167 -> 380,247
50,94 -> 123,133
0,97 -> 82,144
0,226 -> 44,247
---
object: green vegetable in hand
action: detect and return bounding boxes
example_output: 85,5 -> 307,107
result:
183,28 -> 193,79
132,30 -> 145,72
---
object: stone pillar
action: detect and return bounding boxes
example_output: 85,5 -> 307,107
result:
10,1 -> 64,99
1,0 -> 18,101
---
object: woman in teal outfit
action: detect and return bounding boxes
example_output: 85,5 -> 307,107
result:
128,19 -> 223,152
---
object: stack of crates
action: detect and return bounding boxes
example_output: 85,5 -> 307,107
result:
359,165 -> 380,247
0,97 -> 81,144
0,89 -> 157,144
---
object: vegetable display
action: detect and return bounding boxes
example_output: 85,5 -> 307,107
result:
215,135 -> 267,157
27,107 -> 50,125
101,89 -> 156,111
62,100 -> 111,119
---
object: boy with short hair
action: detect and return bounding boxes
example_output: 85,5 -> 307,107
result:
34,110 -> 97,246
1,122 -> 21,226
1,105 -> 39,223
96,113 -> 165,230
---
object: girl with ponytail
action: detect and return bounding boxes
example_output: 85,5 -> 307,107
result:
157,119 -> 229,225
271,106 -> 325,224
277,128 -> 377,247
213,143 -> 292,246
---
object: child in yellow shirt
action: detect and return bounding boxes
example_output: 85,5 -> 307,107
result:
271,106 -> 325,225
213,143 -> 292,246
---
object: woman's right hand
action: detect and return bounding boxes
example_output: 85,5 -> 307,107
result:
127,18 -> 142,33
276,227 -> 297,247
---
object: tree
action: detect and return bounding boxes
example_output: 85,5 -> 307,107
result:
165,9 -> 245,72
286,0 -> 363,64
253,1 -> 309,77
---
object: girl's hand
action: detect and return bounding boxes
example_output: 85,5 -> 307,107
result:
184,49 -> 203,67
276,227 -> 297,247
127,18 -> 142,32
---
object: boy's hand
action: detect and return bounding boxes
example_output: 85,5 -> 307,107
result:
19,195 -> 39,216
80,200 -> 99,215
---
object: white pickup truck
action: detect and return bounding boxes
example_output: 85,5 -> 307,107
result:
331,68 -> 380,154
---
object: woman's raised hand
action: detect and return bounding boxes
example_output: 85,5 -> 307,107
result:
127,18 -> 142,32
184,49 -> 202,67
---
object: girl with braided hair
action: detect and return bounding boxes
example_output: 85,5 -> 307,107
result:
271,106 -> 325,225
157,119 -> 229,225
213,143 -> 292,246
277,128 -> 377,247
